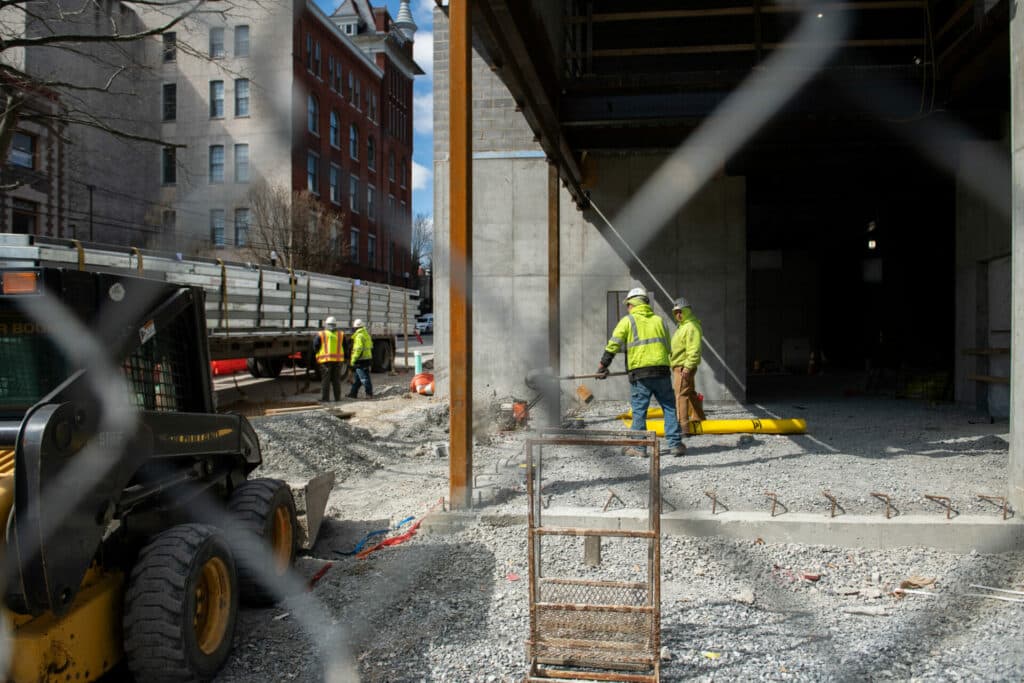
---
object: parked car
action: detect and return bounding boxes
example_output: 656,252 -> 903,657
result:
416,313 -> 433,335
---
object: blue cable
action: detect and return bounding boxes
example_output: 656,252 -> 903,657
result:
335,516 -> 417,556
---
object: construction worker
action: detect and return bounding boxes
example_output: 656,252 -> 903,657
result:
313,316 -> 344,402
597,287 -> 684,457
671,297 -> 706,443
348,319 -> 374,398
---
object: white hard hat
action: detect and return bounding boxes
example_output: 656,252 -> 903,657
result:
672,297 -> 690,311
324,316 -> 337,329
353,319 -> 365,328
624,287 -> 648,303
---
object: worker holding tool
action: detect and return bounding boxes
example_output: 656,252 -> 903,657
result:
313,316 -> 344,402
671,297 -> 706,440
596,287 -> 684,457
348,318 -> 374,398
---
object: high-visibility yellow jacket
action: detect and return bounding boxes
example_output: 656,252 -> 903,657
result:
351,327 -> 373,364
670,308 -> 702,369
603,300 -> 671,371
315,330 -> 344,364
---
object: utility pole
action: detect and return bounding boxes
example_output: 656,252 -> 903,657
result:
86,184 -> 94,241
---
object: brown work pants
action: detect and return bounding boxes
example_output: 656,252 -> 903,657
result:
672,366 -> 705,434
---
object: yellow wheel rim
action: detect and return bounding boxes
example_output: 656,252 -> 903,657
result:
194,556 -> 231,655
271,505 -> 293,574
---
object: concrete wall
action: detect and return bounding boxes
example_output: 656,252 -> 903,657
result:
432,10 -> 747,409
954,141 -> 1011,415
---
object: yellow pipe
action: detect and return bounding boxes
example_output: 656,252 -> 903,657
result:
617,411 -> 806,436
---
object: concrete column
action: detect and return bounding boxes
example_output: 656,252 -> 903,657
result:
1010,10 -> 1024,510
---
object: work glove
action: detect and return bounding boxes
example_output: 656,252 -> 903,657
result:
595,366 -> 609,380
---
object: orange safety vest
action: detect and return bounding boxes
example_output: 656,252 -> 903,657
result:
316,330 -> 343,363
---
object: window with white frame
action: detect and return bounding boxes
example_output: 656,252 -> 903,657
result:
349,124 -> 358,159
348,72 -> 354,104
308,95 -> 319,134
234,144 -> 249,183
307,151 -> 319,194
235,25 -> 250,57
329,111 -> 340,147
235,79 -> 250,116
329,164 -> 341,204
314,41 -> 321,76
305,33 -> 312,70
210,81 -> 224,118
210,27 -> 225,58
349,175 -> 360,213
367,185 -> 376,221
210,209 -> 225,246
235,208 -> 250,246
349,228 -> 359,263
209,145 -> 224,183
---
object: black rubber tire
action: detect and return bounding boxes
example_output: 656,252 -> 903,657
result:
371,340 -> 392,373
246,357 -> 263,378
124,524 -> 238,683
256,357 -> 283,378
227,478 -> 298,605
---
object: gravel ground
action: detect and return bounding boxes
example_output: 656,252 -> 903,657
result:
208,389 -> 1021,682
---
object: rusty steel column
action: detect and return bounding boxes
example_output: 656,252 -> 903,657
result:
449,0 -> 473,510
547,161 -> 561,425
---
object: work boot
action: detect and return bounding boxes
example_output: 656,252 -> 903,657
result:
623,447 -> 648,458
673,444 -> 687,457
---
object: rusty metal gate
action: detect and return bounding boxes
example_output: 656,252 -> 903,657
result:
524,429 -> 662,682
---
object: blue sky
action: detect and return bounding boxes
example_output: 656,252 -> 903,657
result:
315,0 -> 435,220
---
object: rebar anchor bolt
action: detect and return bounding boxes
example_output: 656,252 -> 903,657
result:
704,490 -> 726,515
924,494 -> 955,520
822,490 -> 842,518
977,494 -> 1010,520
871,492 -> 893,519
764,491 -> 783,517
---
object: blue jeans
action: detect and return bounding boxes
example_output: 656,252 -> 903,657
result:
630,374 -> 681,449
349,365 -> 373,397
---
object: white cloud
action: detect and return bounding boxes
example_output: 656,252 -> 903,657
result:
413,29 -> 433,78
411,160 -> 431,191
413,0 -> 434,26
413,90 -> 433,135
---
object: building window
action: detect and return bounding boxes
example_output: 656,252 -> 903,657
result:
9,131 -> 35,169
344,23 -> 355,35
349,124 -> 358,159
387,194 -> 395,227
349,175 -> 360,213
367,137 -> 376,171
162,83 -> 176,121
234,144 -> 249,183
331,220 -> 340,255
305,33 -> 312,70
162,209 -> 176,235
307,95 -> 319,134
235,78 -> 249,116
235,25 -> 250,57
367,233 -> 376,267
235,208 -> 250,246
370,93 -> 377,122
334,62 -> 342,92
347,72 -> 354,104
210,80 -> 224,118
209,145 -> 224,183
388,152 -> 395,181
354,80 -> 361,109
329,164 -> 341,204
314,41 -> 321,76
328,55 -> 335,90
11,199 -> 38,235
161,146 -> 176,184
307,151 -> 319,194
400,158 -> 407,188
210,27 -> 225,58
329,111 -> 340,147
350,228 -> 359,263
163,32 -> 176,62
210,209 -> 225,246
367,185 -> 376,221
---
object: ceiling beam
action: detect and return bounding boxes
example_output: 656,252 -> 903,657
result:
569,38 -> 924,60
565,1 -> 926,23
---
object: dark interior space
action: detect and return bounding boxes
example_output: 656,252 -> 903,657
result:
742,145 -> 957,400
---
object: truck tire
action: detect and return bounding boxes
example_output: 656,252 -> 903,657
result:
246,357 -> 263,378
124,524 -> 238,683
371,340 -> 392,373
256,357 -> 283,378
226,478 -> 298,605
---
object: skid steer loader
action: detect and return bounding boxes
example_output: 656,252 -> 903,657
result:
0,267 -> 333,682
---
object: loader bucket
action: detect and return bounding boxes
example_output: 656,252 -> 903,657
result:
291,472 -> 335,550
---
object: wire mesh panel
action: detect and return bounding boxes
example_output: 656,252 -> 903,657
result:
121,313 -> 195,412
525,431 -> 661,683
